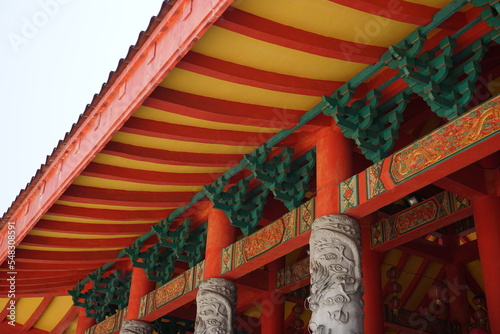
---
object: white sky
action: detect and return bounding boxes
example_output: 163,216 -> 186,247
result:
0,0 -> 165,215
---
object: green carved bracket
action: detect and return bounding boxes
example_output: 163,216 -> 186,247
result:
323,89 -> 409,162
246,147 -> 316,210
69,270 -> 131,322
204,176 -> 269,235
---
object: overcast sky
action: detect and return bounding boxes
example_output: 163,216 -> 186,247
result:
0,0 -> 165,215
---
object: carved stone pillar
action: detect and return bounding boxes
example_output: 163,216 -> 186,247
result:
307,215 -> 364,334
119,320 -> 154,334
194,278 -> 237,334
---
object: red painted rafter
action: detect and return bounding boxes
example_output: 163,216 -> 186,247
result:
0,276 -> 87,288
102,141 -> 244,168
0,322 -> 49,334
34,219 -> 155,235
397,239 -> 453,264
121,117 -> 299,146
328,0 -> 466,28
22,297 -> 53,331
463,266 -> 484,296
59,184 -> 195,208
13,249 -> 127,264
0,281 -> 82,294
145,88 -> 324,131
46,306 -> 79,334
179,52 -> 343,96
414,266 -> 447,312
0,282 -> 81,295
45,204 -> 173,222
0,262 -> 112,272
400,259 -> 431,308
82,163 -> 220,187
0,0 -> 236,263
19,235 -> 148,250
1,287 -> 75,298
0,269 -> 91,280
0,299 -> 15,323
216,8 -> 385,63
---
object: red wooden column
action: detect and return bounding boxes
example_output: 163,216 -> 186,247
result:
443,233 -> 470,333
76,282 -> 95,334
473,195 -> 500,334
76,308 -> 95,334
261,258 -> 285,333
205,207 -> 238,278
315,122 -> 353,217
361,221 -> 384,334
126,266 -> 156,320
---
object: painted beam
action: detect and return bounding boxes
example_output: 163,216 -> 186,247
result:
276,257 -> 310,295
0,0 -> 235,263
433,165 -> 488,200
371,191 -> 472,252
219,199 -> 315,280
179,97 -> 495,297
341,96 -> 499,220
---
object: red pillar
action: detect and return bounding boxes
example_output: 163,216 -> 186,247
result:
473,196 -> 500,334
205,207 -> 238,278
126,266 -> 156,320
443,233 -> 470,333
261,258 -> 285,333
445,262 -> 470,333
76,308 -> 95,334
315,123 -> 353,217
361,224 -> 385,334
